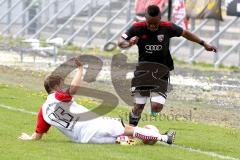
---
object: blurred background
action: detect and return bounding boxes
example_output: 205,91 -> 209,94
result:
0,0 -> 239,67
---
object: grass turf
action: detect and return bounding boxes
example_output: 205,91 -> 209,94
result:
0,84 -> 239,160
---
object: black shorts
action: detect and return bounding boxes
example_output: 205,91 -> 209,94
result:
131,63 -> 170,97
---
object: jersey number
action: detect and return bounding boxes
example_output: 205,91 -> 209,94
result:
48,107 -> 74,128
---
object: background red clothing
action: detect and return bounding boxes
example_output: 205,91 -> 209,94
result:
135,0 -> 167,14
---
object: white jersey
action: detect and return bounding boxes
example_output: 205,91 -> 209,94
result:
41,92 -> 124,143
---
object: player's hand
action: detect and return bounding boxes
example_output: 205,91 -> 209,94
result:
129,36 -> 139,46
18,133 -> 33,140
75,57 -> 83,67
204,43 -> 217,52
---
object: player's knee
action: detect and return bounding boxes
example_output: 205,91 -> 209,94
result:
151,102 -> 163,113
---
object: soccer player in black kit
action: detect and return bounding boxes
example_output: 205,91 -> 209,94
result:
118,5 -> 217,126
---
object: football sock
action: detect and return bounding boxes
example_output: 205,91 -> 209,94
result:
133,127 -> 168,142
129,111 -> 141,126
151,111 -> 159,117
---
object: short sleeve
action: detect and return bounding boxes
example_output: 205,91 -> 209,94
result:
35,107 -> 51,134
169,23 -> 183,37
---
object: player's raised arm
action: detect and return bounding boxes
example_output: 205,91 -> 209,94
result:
181,30 -> 217,52
68,57 -> 83,96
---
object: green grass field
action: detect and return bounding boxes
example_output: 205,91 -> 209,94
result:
0,84 -> 240,160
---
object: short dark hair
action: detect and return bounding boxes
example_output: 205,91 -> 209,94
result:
146,5 -> 161,17
44,75 -> 63,94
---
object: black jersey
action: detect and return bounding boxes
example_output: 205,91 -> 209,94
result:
121,21 -> 183,70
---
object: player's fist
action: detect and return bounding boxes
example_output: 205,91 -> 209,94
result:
18,133 -> 32,140
129,36 -> 139,46
204,43 -> 217,52
75,57 -> 83,67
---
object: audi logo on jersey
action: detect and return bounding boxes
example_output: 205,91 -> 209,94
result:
145,45 -> 163,53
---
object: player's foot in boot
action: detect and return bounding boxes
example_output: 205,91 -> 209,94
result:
165,130 -> 176,144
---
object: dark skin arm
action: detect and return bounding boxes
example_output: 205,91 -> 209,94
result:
118,30 -> 217,52
118,36 -> 139,49
181,30 -> 217,52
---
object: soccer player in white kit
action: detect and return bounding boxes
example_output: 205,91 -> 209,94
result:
19,57 -> 176,144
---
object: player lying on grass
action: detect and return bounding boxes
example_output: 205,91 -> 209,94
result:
18,57 -> 175,144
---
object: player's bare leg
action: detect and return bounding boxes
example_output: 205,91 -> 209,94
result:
129,103 -> 145,126
151,102 -> 163,117
150,94 -> 166,116
124,125 -> 176,144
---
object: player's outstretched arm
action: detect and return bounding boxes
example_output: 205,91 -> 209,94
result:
117,36 -> 139,49
18,132 -> 43,141
181,30 -> 217,52
69,57 -> 83,96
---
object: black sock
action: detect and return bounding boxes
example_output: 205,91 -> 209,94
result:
129,111 -> 141,126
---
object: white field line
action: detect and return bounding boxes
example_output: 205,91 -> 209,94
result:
171,144 -> 240,160
0,104 -> 37,115
0,103 -> 239,160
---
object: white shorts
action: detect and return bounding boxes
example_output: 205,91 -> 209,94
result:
87,118 -> 125,144
134,92 -> 166,105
